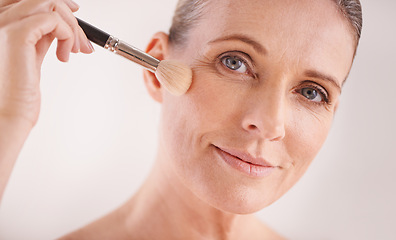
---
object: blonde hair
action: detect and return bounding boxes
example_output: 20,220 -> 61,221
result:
169,0 -> 362,48
169,0 -> 208,45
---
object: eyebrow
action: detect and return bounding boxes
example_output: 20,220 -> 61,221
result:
208,35 -> 343,92
304,70 -> 342,93
208,34 -> 267,54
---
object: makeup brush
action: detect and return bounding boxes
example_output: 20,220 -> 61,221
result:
76,17 -> 192,96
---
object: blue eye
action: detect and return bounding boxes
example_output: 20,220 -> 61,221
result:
221,56 -> 248,73
300,87 -> 323,102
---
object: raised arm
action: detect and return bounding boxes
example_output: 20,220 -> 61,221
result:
0,0 -> 93,202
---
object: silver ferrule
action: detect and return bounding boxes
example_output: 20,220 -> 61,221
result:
104,35 -> 160,72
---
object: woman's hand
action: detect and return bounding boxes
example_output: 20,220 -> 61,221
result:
0,0 -> 93,126
0,0 -> 93,202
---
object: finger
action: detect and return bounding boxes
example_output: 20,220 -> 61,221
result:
63,0 -> 79,12
77,26 -> 94,54
36,34 -> 55,65
56,38 -> 73,62
0,0 -> 77,12
44,0 -> 81,52
0,0 -> 78,27
0,0 -> 81,52
47,0 -> 81,52
6,12 -> 75,62
0,0 -> 20,9
0,2 -> 18,14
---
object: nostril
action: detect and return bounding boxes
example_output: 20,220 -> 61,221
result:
247,124 -> 259,131
243,122 -> 285,141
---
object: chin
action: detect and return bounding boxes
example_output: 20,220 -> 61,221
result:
192,175 -> 283,215
174,151 -> 291,216
207,191 -> 278,215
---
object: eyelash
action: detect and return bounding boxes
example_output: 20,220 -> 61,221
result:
215,51 -> 331,106
217,52 -> 255,77
297,82 -> 330,105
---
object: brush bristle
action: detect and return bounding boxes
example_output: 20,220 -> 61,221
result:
155,60 -> 192,96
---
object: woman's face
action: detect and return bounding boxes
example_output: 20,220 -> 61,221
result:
158,0 -> 355,213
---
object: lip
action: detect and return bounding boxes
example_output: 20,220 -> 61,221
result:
213,145 -> 276,178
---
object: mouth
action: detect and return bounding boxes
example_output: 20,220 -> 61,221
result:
213,145 -> 276,178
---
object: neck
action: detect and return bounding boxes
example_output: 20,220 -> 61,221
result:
121,152 -> 250,240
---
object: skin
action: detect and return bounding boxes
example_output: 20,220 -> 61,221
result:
63,0 -> 355,239
0,0 -> 356,239
155,0 -> 356,215
0,0 -> 93,201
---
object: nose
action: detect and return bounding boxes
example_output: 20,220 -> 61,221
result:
241,87 -> 286,142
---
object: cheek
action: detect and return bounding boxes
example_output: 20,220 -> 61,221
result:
261,107 -> 334,206
286,107 -> 333,175
163,70 -> 245,136
159,70 -> 234,163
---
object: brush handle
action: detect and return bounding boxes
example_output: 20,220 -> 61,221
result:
76,17 -> 160,72
77,18 -> 109,47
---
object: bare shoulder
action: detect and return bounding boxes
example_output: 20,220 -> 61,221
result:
57,210 -> 129,240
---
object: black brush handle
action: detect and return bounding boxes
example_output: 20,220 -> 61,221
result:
75,17 -> 160,72
76,17 -> 110,47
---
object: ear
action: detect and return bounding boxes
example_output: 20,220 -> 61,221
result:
143,32 -> 170,103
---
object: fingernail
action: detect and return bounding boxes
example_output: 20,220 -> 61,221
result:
70,0 -> 80,9
87,40 -> 95,52
74,30 -> 81,53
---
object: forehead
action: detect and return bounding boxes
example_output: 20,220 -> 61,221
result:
192,0 -> 355,83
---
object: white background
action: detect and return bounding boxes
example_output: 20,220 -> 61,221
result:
0,0 -> 395,239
